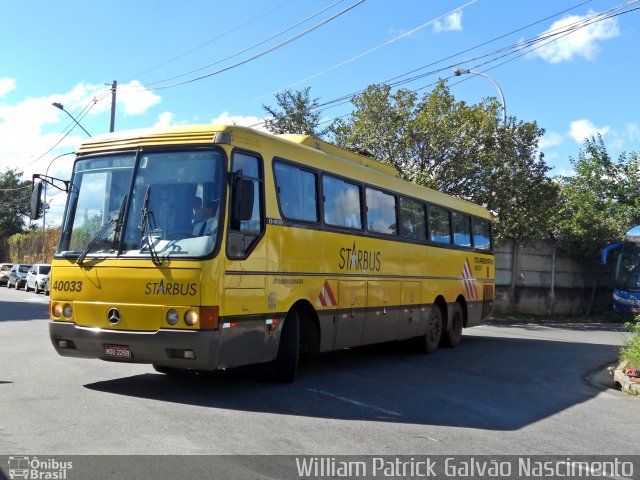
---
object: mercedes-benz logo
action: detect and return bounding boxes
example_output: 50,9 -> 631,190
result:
107,307 -> 121,325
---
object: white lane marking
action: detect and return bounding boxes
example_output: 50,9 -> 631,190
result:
307,388 -> 402,417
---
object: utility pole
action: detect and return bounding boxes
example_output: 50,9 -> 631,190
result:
109,80 -> 117,132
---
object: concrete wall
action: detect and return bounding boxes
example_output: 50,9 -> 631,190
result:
494,239 -> 612,316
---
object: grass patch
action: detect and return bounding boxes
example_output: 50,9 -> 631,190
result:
620,316 -> 640,369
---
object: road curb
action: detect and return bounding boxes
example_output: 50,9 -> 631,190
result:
611,362 -> 640,396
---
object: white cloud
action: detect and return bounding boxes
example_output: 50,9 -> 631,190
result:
539,131 -> 563,149
115,80 -> 161,116
530,10 -> 619,63
568,119 -> 610,143
0,80 -> 162,183
210,112 -> 269,132
154,111 -> 175,128
433,10 -> 463,33
0,78 -> 16,98
626,123 -> 640,142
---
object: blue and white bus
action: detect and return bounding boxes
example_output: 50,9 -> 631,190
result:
602,225 -> 640,317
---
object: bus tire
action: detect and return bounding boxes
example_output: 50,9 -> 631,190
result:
442,303 -> 463,348
421,304 -> 443,354
274,309 -> 300,383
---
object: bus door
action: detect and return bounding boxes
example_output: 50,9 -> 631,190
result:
221,150 -> 272,368
334,280 -> 366,349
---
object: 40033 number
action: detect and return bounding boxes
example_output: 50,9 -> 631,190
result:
52,280 -> 83,292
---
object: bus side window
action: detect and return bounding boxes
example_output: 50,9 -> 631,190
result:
322,175 -> 362,229
400,197 -> 426,240
274,161 -> 318,222
472,218 -> 492,250
366,187 -> 397,235
429,205 -> 451,244
452,212 -> 472,247
228,151 -> 264,259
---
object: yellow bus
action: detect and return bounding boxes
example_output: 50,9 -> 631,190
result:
32,124 -> 494,382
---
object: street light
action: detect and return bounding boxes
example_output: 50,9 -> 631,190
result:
51,102 -> 92,137
453,68 -> 507,124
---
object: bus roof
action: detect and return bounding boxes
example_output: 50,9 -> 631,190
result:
75,124 -> 491,219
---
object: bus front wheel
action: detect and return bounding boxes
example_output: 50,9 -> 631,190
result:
422,304 -> 443,354
274,309 -> 300,383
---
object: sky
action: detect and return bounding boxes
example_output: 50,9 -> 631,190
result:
1,0 -> 639,227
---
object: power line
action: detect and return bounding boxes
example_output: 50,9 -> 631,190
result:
132,0 -> 350,89
125,0 -> 296,82
119,0 -> 366,93
230,0 -> 479,113
252,0 -> 638,128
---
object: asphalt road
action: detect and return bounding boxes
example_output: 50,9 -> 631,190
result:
1,285 -> 639,477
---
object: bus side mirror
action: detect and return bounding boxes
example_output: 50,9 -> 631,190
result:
232,172 -> 254,222
31,180 -> 44,220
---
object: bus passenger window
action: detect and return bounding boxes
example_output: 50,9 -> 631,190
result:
400,197 -> 426,240
472,218 -> 492,250
322,175 -> 362,229
452,212 -> 472,247
429,206 -> 451,244
274,162 -> 318,222
366,187 -> 397,235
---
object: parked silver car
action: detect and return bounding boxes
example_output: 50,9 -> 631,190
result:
7,264 -> 32,289
0,263 -> 13,286
25,263 -> 51,294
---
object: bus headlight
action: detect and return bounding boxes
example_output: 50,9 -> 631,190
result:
51,302 -> 63,318
166,309 -> 179,325
62,304 -> 73,319
184,309 -> 198,326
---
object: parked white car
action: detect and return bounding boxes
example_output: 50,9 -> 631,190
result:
25,264 -> 51,294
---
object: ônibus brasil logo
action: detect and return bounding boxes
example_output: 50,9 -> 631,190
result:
8,456 -> 73,479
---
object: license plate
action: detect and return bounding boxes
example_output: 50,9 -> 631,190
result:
104,344 -> 132,358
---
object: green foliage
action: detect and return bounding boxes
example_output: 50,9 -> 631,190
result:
262,87 -> 327,137
620,316 -> 640,369
555,136 -> 640,267
330,81 -> 558,243
0,169 -> 31,240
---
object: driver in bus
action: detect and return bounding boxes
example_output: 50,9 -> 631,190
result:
192,199 -> 218,237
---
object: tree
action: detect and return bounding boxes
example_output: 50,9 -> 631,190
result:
262,87 -> 327,137
330,81 -> 558,244
555,136 -> 640,315
0,169 -> 32,261
556,135 -> 640,261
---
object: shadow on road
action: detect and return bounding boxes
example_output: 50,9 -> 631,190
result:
84,331 -> 619,431
0,300 -> 49,322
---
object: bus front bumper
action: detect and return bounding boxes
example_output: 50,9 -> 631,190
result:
49,321 -> 221,371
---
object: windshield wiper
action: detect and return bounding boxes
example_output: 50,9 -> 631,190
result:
76,195 -> 128,266
111,193 -> 128,250
140,185 -> 161,266
76,218 -> 117,265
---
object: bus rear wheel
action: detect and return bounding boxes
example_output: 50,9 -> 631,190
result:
274,309 -> 300,383
442,303 -> 463,348
421,304 -> 443,354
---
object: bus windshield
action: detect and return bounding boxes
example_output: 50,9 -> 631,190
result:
614,242 -> 640,292
57,149 -> 225,261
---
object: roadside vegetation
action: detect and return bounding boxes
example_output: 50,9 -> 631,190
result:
621,316 -> 640,369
